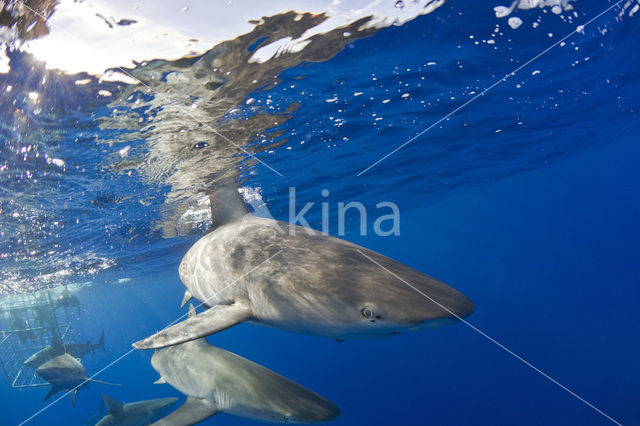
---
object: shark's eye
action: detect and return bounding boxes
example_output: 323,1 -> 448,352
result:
361,306 -> 375,319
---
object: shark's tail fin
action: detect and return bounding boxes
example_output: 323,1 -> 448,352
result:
96,329 -> 107,356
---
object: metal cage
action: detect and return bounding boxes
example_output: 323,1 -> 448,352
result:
0,290 -> 76,388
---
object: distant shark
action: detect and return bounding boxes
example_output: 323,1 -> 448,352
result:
134,187 -> 474,349
56,288 -> 80,315
24,330 -> 106,368
36,353 -> 119,406
150,305 -> 340,425
95,394 -> 178,426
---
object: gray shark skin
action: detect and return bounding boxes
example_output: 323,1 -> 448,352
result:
150,306 -> 340,425
95,394 -> 178,426
134,188 -> 474,350
24,330 -> 106,369
36,353 -> 119,406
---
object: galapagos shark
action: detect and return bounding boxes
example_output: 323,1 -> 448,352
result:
24,330 -> 106,368
95,394 -> 178,426
134,187 -> 474,350
36,353 -> 119,406
150,305 -> 340,425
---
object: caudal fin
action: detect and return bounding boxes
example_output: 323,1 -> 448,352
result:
97,329 -> 107,356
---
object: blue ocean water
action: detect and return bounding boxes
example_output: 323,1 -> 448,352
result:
1,0 -> 639,425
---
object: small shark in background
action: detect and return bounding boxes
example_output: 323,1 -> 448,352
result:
150,304 -> 340,425
36,353 -> 119,406
56,288 -> 80,315
94,394 -> 178,426
24,330 -> 106,368
9,311 -> 37,343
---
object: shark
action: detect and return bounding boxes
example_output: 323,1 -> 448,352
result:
56,288 -> 80,315
134,187 -> 474,350
95,394 -> 178,426
24,330 -> 106,368
36,353 -> 119,406
150,305 -> 340,425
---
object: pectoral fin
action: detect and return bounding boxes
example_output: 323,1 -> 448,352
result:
151,396 -> 219,426
43,385 -> 61,401
132,301 -> 254,350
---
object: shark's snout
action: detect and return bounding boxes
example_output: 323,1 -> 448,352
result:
287,400 -> 341,423
379,281 -> 475,332
447,293 -> 475,319
413,292 -> 474,330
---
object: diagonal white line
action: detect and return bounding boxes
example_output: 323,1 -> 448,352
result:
143,249 -> 283,336
16,0 -> 284,177
17,349 -> 132,426
356,0 -> 625,176
18,250 -> 282,425
356,249 -> 622,426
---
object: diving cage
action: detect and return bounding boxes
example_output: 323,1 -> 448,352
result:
0,290 -> 76,389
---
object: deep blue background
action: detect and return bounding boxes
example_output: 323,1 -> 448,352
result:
3,115 -> 639,425
1,1 -> 639,425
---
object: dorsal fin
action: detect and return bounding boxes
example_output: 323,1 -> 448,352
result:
101,394 -> 123,415
51,332 -> 63,350
208,187 -> 248,232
